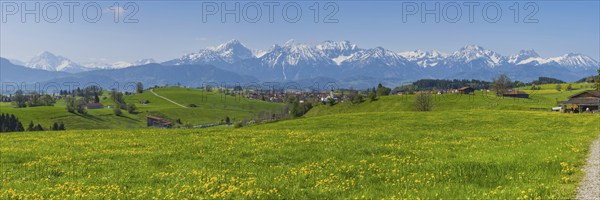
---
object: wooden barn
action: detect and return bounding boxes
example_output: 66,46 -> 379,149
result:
558,90 -> 600,112
458,86 -> 475,94
502,91 -> 529,98
146,116 -> 172,128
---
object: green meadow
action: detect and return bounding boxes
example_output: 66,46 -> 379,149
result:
0,87 -> 283,130
1,85 -> 599,199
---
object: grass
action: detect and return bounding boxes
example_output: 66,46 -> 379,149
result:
0,87 -> 283,130
306,86 -> 589,117
1,84 -> 599,198
0,110 -> 598,199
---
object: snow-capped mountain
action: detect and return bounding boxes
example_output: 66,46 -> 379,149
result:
547,53 -> 599,70
164,39 -> 256,66
161,40 -> 599,84
210,39 -> 254,63
399,50 -> 448,68
83,58 -> 157,69
448,45 -> 506,67
26,51 -> 91,73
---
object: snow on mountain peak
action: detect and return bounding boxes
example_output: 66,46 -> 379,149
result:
508,49 -> 542,65
452,45 -> 504,66
26,51 -> 90,73
549,53 -> 599,69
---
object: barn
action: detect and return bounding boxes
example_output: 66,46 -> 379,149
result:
146,116 -> 172,128
458,86 -> 475,94
558,90 -> 600,113
502,91 -> 529,98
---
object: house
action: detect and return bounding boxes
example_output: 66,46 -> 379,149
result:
558,90 -> 600,112
83,103 -> 104,109
458,86 -> 475,94
146,116 -> 172,128
502,91 -> 529,98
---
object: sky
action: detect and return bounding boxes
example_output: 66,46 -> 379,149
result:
1,0 -> 599,64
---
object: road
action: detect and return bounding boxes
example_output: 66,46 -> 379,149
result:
149,89 -> 187,108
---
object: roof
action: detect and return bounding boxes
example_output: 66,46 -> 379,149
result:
146,116 -> 165,120
559,97 -> 600,105
458,86 -> 473,91
502,91 -> 528,95
568,90 -> 600,99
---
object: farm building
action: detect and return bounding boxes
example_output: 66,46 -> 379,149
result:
458,86 -> 475,94
83,103 -> 104,109
502,91 -> 529,98
146,116 -> 172,128
558,90 -> 600,112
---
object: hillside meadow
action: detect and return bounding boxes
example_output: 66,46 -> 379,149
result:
0,87 -> 283,130
1,109 -> 598,199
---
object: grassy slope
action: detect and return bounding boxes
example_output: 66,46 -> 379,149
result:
0,87 -> 283,130
1,85 -> 599,198
306,85 -> 589,117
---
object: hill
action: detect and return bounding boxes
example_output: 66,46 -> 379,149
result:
0,87 -> 283,130
306,83 -> 592,117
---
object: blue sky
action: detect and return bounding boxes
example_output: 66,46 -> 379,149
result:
1,1 -> 599,63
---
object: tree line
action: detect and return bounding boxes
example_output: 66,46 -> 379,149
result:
0,113 -> 65,132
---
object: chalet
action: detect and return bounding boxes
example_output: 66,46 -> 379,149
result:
558,90 -> 600,112
502,91 -> 529,98
146,116 -> 172,128
458,86 -> 475,94
83,103 -> 104,109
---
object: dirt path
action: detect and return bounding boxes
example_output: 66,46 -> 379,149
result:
576,132 -> 600,200
150,89 -> 187,108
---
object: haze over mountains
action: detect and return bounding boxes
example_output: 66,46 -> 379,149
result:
2,40 -> 599,89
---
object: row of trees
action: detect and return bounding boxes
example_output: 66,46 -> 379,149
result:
12,90 -> 56,108
0,113 -> 24,132
110,89 -> 137,116
0,113 -> 64,132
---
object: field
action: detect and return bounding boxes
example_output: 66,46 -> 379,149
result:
307,84 -> 590,117
1,85 -> 599,198
0,87 -> 283,130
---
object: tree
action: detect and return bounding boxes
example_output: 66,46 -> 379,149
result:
75,98 -> 87,114
41,94 -> 55,106
27,121 -> 34,131
12,90 -> 27,108
368,92 -> 377,102
113,106 -> 123,116
127,103 -> 137,114
492,74 -> 512,95
58,123 -> 65,130
52,122 -> 59,131
225,116 -> 231,124
65,96 -> 76,113
351,94 -> 364,104
597,70 -> 600,91
376,83 -> 391,96
414,93 -> 433,111
566,84 -> 573,91
136,82 -> 144,94
556,84 -> 562,91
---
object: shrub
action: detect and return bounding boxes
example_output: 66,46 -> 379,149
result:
113,107 -> 123,116
415,93 -> 433,112
127,103 -> 137,114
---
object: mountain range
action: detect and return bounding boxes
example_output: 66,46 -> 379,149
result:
1,40 -> 598,89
